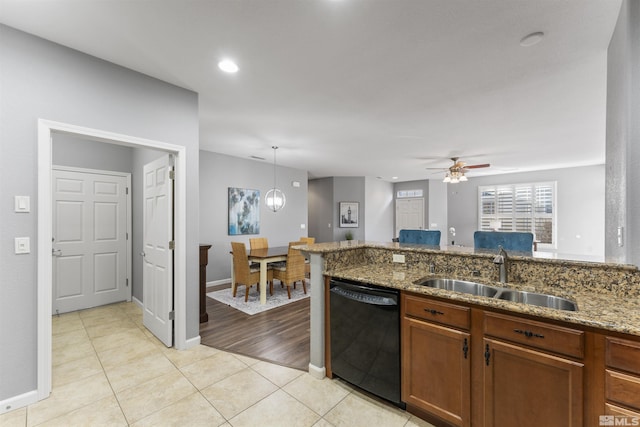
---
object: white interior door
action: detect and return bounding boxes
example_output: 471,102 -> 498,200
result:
395,197 -> 425,237
142,154 -> 174,347
52,168 -> 130,314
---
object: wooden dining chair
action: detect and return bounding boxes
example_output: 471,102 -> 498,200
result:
272,241 -> 307,299
249,237 -> 268,250
300,237 -> 315,278
231,242 -> 272,302
248,237 -> 268,269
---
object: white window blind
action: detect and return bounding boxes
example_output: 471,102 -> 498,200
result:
478,182 -> 556,247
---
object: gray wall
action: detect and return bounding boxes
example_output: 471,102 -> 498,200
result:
333,177 -> 366,241
0,25 -> 199,401
53,134 -> 133,173
199,151 -> 309,282
428,179 -> 448,238
308,178 -> 335,243
606,0 -> 640,265
308,176 -> 372,242
364,177 -> 394,242
447,165 -> 605,257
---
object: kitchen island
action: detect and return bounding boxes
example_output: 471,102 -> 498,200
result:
300,240 -> 640,427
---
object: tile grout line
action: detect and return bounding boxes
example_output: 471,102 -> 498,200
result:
92,306 -> 138,426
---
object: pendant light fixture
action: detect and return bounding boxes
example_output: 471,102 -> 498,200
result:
265,146 -> 286,212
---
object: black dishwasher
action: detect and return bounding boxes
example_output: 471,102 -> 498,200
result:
330,278 -> 404,408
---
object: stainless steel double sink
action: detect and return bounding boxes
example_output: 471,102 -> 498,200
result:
415,278 -> 577,311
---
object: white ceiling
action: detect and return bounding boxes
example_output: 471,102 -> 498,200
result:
0,0 -> 622,182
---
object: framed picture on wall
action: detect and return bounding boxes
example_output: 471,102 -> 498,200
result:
339,202 -> 359,228
228,187 -> 260,235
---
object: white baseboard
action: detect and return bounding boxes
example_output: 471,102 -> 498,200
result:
132,296 -> 143,309
185,335 -> 201,349
206,278 -> 231,287
308,363 -> 326,380
0,390 -> 38,415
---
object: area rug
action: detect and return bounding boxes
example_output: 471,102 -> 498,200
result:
207,281 -> 310,315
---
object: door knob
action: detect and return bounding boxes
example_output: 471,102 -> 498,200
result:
140,251 -> 146,258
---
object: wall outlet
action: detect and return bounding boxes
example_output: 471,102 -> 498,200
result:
392,254 -> 405,263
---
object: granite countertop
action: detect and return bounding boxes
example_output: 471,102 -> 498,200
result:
326,263 -> 640,337
300,240 -> 639,269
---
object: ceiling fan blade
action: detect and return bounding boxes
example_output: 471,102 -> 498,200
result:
465,163 -> 490,169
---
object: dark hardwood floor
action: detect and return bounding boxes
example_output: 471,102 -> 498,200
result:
199,284 -> 310,371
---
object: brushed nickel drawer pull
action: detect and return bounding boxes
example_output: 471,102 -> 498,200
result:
514,329 -> 545,339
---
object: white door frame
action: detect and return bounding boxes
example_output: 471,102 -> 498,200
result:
37,119 -> 188,401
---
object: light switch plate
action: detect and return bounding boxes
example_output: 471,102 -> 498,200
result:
15,237 -> 30,254
14,196 -> 30,213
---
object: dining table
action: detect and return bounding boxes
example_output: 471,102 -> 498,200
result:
247,245 -> 289,304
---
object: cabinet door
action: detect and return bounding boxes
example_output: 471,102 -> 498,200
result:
402,317 -> 471,427
483,338 -> 584,427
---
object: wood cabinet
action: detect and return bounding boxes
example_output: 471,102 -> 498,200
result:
199,244 -> 212,323
483,312 -> 584,427
402,295 -> 471,426
402,292 -> 589,427
605,337 -> 640,415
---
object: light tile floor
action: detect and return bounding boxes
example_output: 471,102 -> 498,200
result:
0,302 -> 435,427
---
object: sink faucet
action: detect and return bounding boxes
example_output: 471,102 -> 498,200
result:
493,245 -> 508,283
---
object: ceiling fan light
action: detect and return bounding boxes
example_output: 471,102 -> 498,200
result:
443,175 -> 451,183
450,177 -> 459,184
459,175 -> 468,182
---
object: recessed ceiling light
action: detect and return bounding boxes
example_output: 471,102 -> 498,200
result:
520,32 -> 544,47
218,59 -> 239,73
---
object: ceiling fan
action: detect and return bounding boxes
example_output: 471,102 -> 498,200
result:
427,157 -> 491,183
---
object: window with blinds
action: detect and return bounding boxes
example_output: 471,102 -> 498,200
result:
478,182 -> 556,247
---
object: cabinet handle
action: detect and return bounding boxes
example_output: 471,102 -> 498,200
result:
463,338 -> 469,359
484,344 -> 491,366
513,329 -> 544,339
424,308 -> 444,315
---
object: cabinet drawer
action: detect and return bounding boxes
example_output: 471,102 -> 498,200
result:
404,294 -> 470,330
606,337 -> 640,375
605,403 -> 640,417
606,369 -> 640,411
484,312 -> 584,359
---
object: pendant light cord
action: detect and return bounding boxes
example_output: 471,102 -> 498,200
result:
272,146 -> 278,192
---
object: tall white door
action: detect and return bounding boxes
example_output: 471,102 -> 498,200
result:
52,168 -> 130,314
395,198 -> 425,237
142,154 -> 174,347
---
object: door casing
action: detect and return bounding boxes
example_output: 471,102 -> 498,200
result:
37,119 -> 191,403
